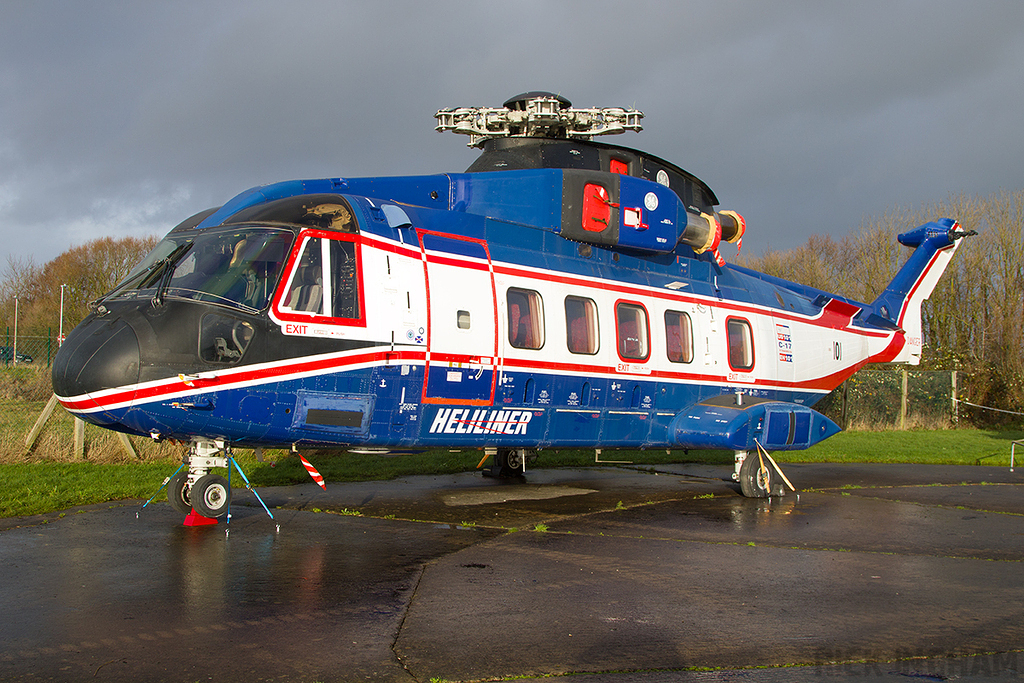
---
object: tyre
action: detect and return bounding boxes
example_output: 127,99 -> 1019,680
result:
738,451 -> 775,498
167,470 -> 193,515
191,473 -> 231,518
496,449 -> 525,478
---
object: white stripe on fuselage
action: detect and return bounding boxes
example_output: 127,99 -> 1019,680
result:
62,230 -> 900,414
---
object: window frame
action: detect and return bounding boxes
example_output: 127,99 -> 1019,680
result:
615,300 -> 650,362
726,316 -> 755,371
664,309 -> 694,364
507,287 -> 545,350
272,228 -> 366,328
564,295 -> 599,355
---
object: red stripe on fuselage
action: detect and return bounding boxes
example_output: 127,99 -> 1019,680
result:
62,232 -> 909,413
57,347 -> 427,414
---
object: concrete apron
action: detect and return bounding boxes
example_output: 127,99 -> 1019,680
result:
1,462 -> 1022,681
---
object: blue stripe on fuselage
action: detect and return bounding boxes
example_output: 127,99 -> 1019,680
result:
79,362 -> 824,450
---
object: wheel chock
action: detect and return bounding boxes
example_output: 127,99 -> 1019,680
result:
182,509 -> 218,527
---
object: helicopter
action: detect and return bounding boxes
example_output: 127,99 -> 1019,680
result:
51,92 -> 972,519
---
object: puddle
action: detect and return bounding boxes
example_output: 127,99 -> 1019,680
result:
442,486 -> 597,506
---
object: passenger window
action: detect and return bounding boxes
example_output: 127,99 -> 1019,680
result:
279,232 -> 362,322
727,318 -> 754,370
508,288 -> 544,349
665,310 -> 693,363
616,302 -> 649,361
565,296 -> 599,354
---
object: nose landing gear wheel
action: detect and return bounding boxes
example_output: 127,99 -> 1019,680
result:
192,473 -> 231,518
167,470 -> 193,515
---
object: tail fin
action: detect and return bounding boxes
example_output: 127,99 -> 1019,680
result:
870,218 -> 974,364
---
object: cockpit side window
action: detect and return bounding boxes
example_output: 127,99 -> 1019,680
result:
283,239 -> 324,314
274,229 -> 364,327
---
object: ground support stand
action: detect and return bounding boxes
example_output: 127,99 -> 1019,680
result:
227,455 -> 275,522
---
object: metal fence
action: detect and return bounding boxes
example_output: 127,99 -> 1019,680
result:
1,333 -> 61,369
0,335 -> 184,463
815,368 -> 960,430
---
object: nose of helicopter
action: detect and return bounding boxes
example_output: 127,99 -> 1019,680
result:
52,316 -> 141,412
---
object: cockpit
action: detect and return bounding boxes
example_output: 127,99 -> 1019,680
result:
105,227 -> 293,314
101,194 -> 363,317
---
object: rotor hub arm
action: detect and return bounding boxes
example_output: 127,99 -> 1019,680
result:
436,94 -> 643,147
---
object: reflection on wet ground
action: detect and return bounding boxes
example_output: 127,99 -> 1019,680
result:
0,504 -> 497,681
1,462 -> 1022,681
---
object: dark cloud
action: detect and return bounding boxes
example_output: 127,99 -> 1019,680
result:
2,0 -> 1023,262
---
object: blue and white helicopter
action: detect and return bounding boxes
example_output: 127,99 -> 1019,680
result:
52,92 -> 972,518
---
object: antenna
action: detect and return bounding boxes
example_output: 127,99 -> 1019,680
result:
436,92 -> 643,147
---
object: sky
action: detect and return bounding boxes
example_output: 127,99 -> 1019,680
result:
3,0 -> 1024,265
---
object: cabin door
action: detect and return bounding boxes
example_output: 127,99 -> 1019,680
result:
418,231 -> 498,405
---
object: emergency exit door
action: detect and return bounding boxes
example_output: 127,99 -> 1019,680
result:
418,231 -> 497,404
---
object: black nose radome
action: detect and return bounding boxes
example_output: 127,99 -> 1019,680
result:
52,316 -> 141,400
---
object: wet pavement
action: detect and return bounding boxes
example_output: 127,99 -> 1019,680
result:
1,462 -> 1023,682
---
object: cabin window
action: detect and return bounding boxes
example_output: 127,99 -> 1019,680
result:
616,302 -> 649,361
457,310 -> 471,329
565,296 -> 599,355
508,288 -> 544,349
665,310 -> 693,363
278,230 -> 363,324
727,317 -> 755,370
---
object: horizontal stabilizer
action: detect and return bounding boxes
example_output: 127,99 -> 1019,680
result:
669,398 -> 840,451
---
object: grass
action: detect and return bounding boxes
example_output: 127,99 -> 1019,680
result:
1,461 -> 183,517
786,429 -> 1024,466
0,429 -> 1021,518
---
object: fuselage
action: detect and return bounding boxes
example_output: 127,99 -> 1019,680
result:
52,137 -> 940,454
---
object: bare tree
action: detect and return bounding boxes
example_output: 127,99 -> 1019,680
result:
737,191 -> 1024,417
0,236 -> 158,336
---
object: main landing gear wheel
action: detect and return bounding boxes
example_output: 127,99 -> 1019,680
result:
503,449 -> 523,471
482,448 -> 529,478
167,470 -> 193,515
738,452 -> 778,498
191,473 -> 231,518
